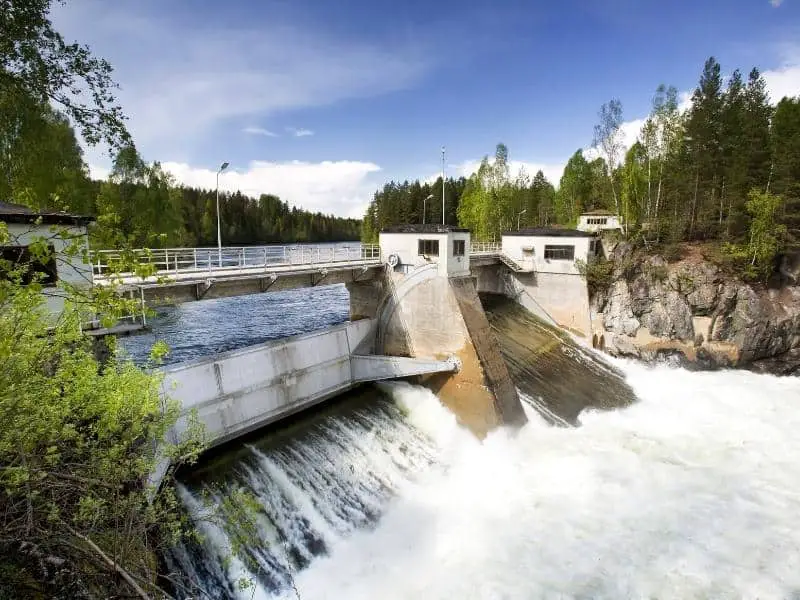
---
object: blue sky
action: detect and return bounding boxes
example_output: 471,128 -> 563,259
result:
53,0 -> 800,217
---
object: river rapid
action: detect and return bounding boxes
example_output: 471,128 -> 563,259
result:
130,287 -> 800,599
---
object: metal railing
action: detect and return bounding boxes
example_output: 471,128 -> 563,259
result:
470,242 -> 502,255
92,244 -> 381,280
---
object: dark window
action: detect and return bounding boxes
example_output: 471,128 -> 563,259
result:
543,245 -> 575,261
0,245 -> 58,286
453,239 -> 465,256
418,239 -> 440,256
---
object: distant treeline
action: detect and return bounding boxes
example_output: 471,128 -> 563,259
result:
85,148 -> 360,248
1,109 -> 360,248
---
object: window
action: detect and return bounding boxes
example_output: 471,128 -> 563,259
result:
543,245 -> 575,261
0,245 -> 58,286
453,239 -> 465,257
418,239 -> 439,256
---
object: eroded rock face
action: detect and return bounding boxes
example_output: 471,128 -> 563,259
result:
603,279 -> 641,336
596,246 -> 800,375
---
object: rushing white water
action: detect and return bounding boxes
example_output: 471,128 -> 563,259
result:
287,363 -> 800,600
176,361 -> 800,599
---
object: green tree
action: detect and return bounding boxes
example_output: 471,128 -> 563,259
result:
684,57 -> 725,238
0,223 -> 203,598
555,150 -> 593,225
724,189 -> 786,280
1,0 -> 130,148
592,99 -> 624,222
620,142 -> 648,228
0,88 -> 92,211
771,96 -> 800,249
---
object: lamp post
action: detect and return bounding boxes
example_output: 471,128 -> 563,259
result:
517,208 -> 527,230
441,146 -> 446,225
216,161 -> 229,267
423,194 -> 434,224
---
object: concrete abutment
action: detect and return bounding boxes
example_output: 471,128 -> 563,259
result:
370,266 -> 527,436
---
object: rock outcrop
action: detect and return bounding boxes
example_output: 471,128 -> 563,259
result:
592,243 -> 800,375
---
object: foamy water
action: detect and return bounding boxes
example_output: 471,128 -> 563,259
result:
278,364 -> 800,600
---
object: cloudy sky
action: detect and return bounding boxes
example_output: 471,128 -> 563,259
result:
53,0 -> 800,218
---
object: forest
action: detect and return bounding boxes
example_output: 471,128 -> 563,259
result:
361,57 -> 800,278
2,100 -> 360,248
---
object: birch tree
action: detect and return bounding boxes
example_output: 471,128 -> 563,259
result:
592,99 -> 624,227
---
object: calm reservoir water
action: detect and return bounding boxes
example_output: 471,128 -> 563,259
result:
127,286 -> 800,599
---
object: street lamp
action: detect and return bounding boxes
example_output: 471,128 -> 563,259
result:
423,194 -> 434,224
216,161 -> 229,267
441,146 -> 446,225
517,208 -> 527,230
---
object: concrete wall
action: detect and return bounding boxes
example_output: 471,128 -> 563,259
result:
501,234 -> 592,275
377,265 -> 526,436
346,276 -> 386,321
510,271 -> 591,336
379,231 -> 470,277
6,222 -> 92,315
471,261 -> 590,336
163,319 -> 375,448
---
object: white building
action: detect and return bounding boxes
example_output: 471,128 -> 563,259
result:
577,210 -> 623,233
499,227 -> 598,337
500,227 -> 599,275
379,224 -> 471,277
0,201 -> 94,316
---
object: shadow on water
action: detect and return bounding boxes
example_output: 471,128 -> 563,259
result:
480,293 -> 637,426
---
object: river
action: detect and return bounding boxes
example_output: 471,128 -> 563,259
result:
124,286 -> 800,599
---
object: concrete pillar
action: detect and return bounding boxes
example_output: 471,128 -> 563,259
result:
378,268 -> 526,437
346,275 -> 386,321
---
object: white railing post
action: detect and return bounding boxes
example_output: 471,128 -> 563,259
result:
164,249 -> 169,273
193,248 -> 197,270
263,247 -> 267,267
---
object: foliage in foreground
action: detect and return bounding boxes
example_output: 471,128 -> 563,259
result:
575,256 -> 614,296
0,223 -> 204,599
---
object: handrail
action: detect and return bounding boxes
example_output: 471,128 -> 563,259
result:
92,243 -> 381,280
470,242 -> 501,255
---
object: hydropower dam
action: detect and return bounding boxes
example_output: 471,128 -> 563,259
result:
106,229 -> 800,599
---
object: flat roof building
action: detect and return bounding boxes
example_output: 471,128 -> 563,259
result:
0,201 -> 94,316
379,224 -> 471,277
577,210 -> 623,233
501,227 -> 598,275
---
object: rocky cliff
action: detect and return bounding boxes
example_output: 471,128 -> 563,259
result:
592,243 -> 800,375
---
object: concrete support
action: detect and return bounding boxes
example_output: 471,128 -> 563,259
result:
377,266 -> 526,437
351,354 -> 459,383
136,264 -> 383,307
474,262 -> 590,337
346,276 -> 386,321
509,271 -> 591,337
446,276 -> 527,427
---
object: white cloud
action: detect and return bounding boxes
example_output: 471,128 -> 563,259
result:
243,127 -> 278,137
288,128 -> 315,138
158,160 -> 380,218
763,47 -> 800,102
770,0 -> 783,7
51,1 -> 430,157
88,164 -> 111,181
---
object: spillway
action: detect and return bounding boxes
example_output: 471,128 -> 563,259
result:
161,293 -> 800,599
